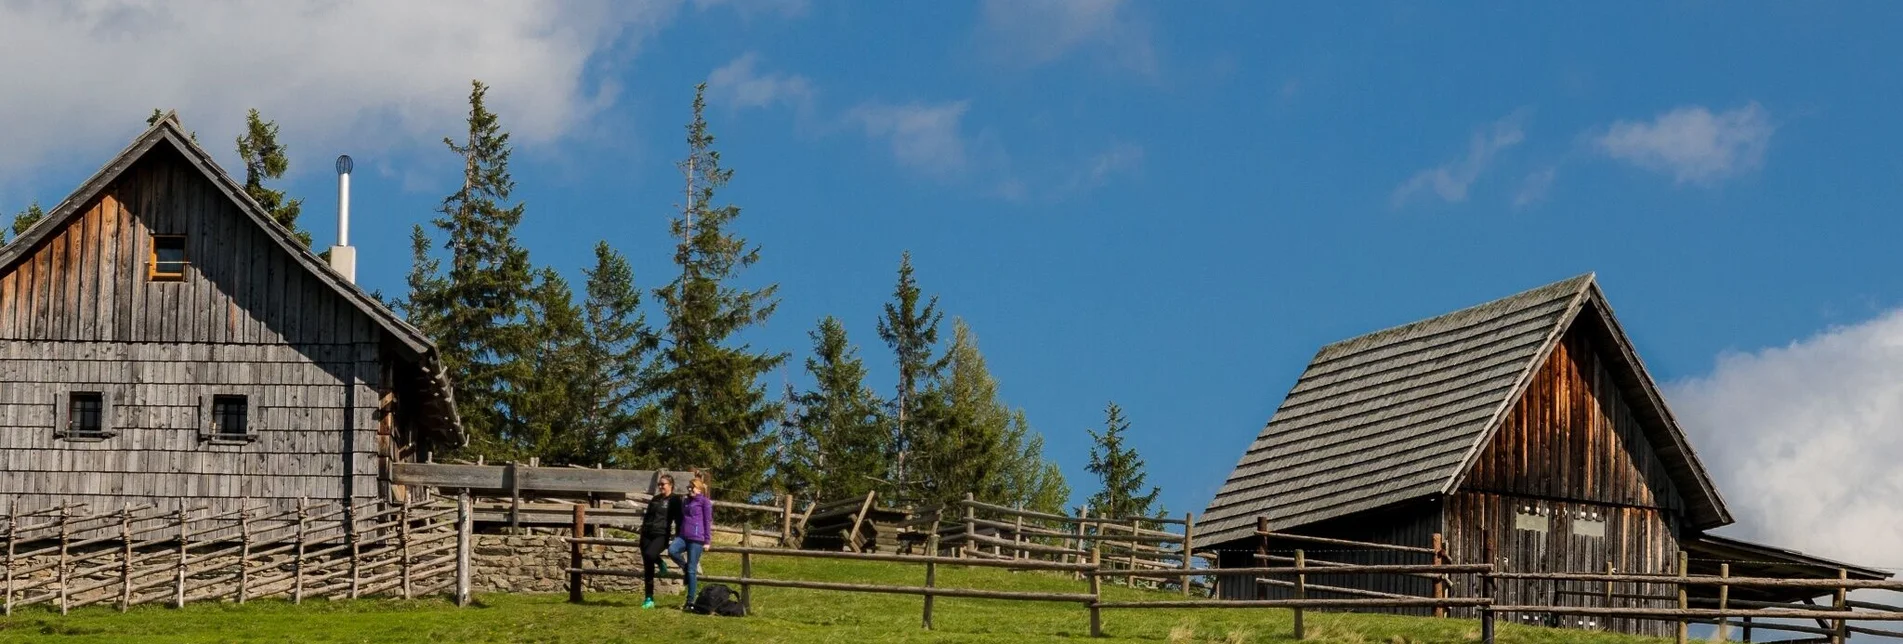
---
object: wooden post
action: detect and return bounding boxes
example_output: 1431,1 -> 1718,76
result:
3,502 -> 14,616
1088,544 -> 1103,638
923,534 -> 938,630
962,493 -> 976,559
455,493 -> 472,607
1255,517 -> 1270,600
780,494 -> 794,548
1481,539 -> 1495,644
1717,563 -> 1730,642
174,507 -> 189,609
56,508 -> 69,615
1743,616 -> 1753,643
739,551 -> 752,616
568,504 -> 585,604
1832,568 -> 1848,644
293,498 -> 307,605
508,461 -> 521,531
1013,504 -> 1025,561
1603,561 -> 1614,631
348,506 -> 362,599
1293,548 -> 1307,641
119,504 -> 133,612
1431,532 -> 1446,618
1181,512 -> 1195,598
237,503 -> 251,604
1675,550 -> 1688,644
1073,507 -> 1089,577
399,502 -> 413,599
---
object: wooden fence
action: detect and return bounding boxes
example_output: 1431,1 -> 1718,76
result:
1,496 -> 475,614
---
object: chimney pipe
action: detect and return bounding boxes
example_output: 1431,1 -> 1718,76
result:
329,155 -> 357,283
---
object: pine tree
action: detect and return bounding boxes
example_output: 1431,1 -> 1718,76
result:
235,109 -> 310,246
652,84 -> 787,498
11,202 -> 44,238
1086,402 -> 1160,520
417,80 -> 537,460
576,241 -> 658,466
785,317 -> 890,500
146,109 -> 164,126
875,252 -> 945,499
1000,410 -> 1071,514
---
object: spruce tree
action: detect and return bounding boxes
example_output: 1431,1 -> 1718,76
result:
576,241 -> 657,466
509,269 -> 588,462
875,252 -> 945,499
1000,410 -> 1071,514
235,109 -> 311,246
11,202 -> 44,238
1086,402 -> 1161,519
417,80 -> 536,460
785,317 -> 890,500
652,84 -> 787,498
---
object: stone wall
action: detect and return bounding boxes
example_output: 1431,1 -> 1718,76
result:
470,533 -> 682,595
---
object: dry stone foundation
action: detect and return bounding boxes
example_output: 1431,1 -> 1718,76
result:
470,533 -> 681,595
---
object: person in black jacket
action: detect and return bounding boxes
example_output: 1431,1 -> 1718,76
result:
638,474 -> 682,609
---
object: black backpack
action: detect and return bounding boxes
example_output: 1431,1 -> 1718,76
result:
692,584 -> 745,617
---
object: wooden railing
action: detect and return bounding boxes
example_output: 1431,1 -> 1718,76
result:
0,496 -> 475,614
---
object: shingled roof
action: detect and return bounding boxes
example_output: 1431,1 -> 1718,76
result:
1196,274 -> 1729,548
0,113 -> 464,446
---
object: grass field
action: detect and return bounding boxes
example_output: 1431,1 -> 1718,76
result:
0,553 -> 1667,643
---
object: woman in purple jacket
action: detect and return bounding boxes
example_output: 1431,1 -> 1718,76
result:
668,472 -> 714,609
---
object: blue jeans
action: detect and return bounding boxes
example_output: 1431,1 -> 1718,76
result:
667,537 -> 704,603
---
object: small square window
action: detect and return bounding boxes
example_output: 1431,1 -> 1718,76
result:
58,391 -> 113,441
211,395 -> 249,438
150,235 -> 187,281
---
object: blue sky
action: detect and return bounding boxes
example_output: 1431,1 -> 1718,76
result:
2,2 -> 1899,565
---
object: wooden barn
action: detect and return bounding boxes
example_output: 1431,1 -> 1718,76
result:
1195,274 -> 1887,635
0,114 -> 462,528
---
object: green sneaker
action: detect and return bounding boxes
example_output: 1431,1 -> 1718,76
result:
658,561 -> 667,575
641,597 -> 655,609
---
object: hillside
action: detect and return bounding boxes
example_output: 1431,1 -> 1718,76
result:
0,553 -> 1668,643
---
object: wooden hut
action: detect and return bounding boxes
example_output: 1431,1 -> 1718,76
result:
0,114 -> 462,529
1195,274 -> 1887,635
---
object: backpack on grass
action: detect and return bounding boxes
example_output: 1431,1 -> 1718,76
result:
692,584 -> 745,617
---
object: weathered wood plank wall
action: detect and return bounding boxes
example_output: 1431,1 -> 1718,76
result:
1449,324 -> 1684,637
0,148 -> 383,530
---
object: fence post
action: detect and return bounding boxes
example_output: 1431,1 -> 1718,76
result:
1089,543 -> 1103,638
237,503 -> 251,604
293,498 -> 307,605
962,493 -> 975,559
455,493 -> 472,607
174,507 -> 188,609
740,550 -> 753,616
923,534 -> 938,630
1431,532 -> 1446,618
781,494 -> 794,548
1832,568 -> 1848,644
1181,512 -> 1194,598
1255,517 -> 1269,600
1481,538 -> 1495,644
56,507 -> 69,615
400,502 -> 413,599
3,501 -> 15,616
1603,560 -> 1614,631
119,504 -> 133,612
1675,550 -> 1688,644
1293,548 -> 1307,641
508,461 -> 521,531
1742,616 -> 1753,643
1014,503 -> 1025,560
1073,507 -> 1089,577
348,505 -> 362,600
568,504 -> 585,604
1716,563 -> 1730,641
1126,518 -> 1140,588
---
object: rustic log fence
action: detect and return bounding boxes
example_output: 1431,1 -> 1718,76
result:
0,495 -> 474,614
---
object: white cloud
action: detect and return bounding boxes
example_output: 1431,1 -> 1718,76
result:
1594,103 -> 1774,185
0,1 -> 677,181
1392,110 -> 1528,208
1513,166 -> 1557,209
845,101 -> 974,177
1054,142 -> 1144,196
1666,308 -> 1903,567
691,0 -> 808,18
706,53 -> 815,113
977,0 -> 1156,76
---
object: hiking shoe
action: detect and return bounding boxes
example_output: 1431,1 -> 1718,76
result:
641,597 -> 655,609
658,561 -> 667,575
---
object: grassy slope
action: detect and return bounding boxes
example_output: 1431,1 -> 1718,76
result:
0,553 -> 1665,643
